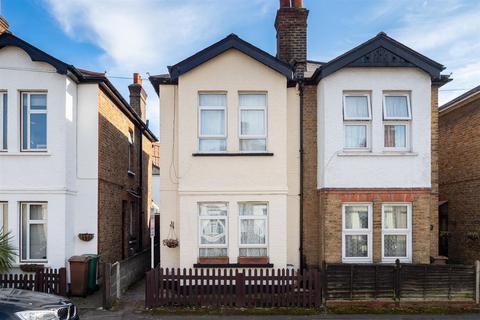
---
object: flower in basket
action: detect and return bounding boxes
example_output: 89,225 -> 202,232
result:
162,238 -> 179,248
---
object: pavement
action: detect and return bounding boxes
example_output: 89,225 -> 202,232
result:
73,281 -> 480,319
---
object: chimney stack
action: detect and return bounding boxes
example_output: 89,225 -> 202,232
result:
0,15 -> 9,35
128,73 -> 147,122
275,0 -> 308,78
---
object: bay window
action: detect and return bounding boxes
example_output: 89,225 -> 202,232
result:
21,92 -> 47,151
342,203 -> 372,263
198,93 -> 227,152
0,92 -> 6,151
239,203 -> 268,257
343,93 -> 371,150
239,93 -> 267,151
20,202 -> 47,262
383,93 -> 411,151
198,203 -> 228,257
0,202 -> 7,232
382,203 -> 412,263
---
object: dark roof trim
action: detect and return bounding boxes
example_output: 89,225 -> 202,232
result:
439,84 -> 480,112
312,32 -> 446,83
168,34 -> 293,81
0,32 -> 157,142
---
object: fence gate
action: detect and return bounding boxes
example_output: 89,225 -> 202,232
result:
145,268 -> 321,308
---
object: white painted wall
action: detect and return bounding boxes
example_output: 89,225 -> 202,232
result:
158,49 -> 300,269
317,68 -> 432,188
0,46 -> 99,272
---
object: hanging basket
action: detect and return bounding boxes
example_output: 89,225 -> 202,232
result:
162,221 -> 178,248
162,238 -> 179,248
78,233 -> 94,242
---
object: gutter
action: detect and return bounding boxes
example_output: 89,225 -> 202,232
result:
299,80 -> 305,271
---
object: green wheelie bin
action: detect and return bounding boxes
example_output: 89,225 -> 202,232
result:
83,254 -> 99,293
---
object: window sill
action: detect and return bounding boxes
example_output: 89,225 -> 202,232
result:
127,170 -> 136,177
0,152 -> 51,156
338,151 -> 418,157
194,263 -> 274,268
192,152 -> 274,157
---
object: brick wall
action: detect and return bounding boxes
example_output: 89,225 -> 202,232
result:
430,85 -> 439,257
302,84 -> 319,268
318,188 -> 432,264
439,93 -> 480,264
98,87 -> 152,264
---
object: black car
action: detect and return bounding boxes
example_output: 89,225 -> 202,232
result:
0,288 -> 78,319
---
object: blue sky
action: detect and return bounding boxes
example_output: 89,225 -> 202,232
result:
2,0 -> 479,136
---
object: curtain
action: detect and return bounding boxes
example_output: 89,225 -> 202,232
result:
240,219 -> 266,245
345,125 -> 367,148
345,235 -> 368,257
241,110 -> 265,135
240,248 -> 267,257
385,125 -> 406,148
239,94 -> 266,107
30,224 -> 47,260
345,96 -> 369,118
239,203 -> 267,216
199,94 -> 226,107
240,139 -> 266,151
200,248 -> 227,257
199,139 -> 226,152
345,206 -> 368,229
30,94 -> 47,110
385,96 -> 408,118
384,235 -> 407,257
384,206 -> 407,229
200,110 -> 224,136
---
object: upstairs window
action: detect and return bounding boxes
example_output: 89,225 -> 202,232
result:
198,93 -> 227,152
239,203 -> 268,257
343,93 -> 371,150
128,129 -> 135,174
383,93 -> 411,151
0,92 -> 6,151
198,203 -> 228,257
21,93 -> 47,151
239,93 -> 267,151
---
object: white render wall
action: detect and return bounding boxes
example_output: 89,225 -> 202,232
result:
317,67 -> 432,188
158,49 -> 300,269
0,46 -> 99,271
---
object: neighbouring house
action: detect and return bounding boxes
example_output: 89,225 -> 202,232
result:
0,17 -> 157,275
149,0 -> 450,269
439,85 -> 480,264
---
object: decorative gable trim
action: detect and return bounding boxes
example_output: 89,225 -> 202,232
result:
167,33 -> 294,82
312,32 -> 446,83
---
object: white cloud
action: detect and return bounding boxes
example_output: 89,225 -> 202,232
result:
43,0 -> 273,135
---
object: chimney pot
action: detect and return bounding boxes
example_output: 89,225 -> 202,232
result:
292,0 -> 303,8
0,16 -> 9,35
279,0 -> 291,7
133,72 -> 142,85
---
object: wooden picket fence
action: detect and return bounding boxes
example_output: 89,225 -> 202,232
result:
145,268 -> 321,308
0,268 -> 67,296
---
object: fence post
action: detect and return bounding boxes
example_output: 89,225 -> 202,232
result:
394,259 -> 401,303
476,260 -> 480,304
236,271 -> 245,307
59,268 -> 67,297
103,263 -> 112,310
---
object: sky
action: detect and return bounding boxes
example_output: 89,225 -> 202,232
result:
2,0 -> 479,136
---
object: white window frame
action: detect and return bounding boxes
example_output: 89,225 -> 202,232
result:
381,203 -> 412,263
343,122 -> 371,151
0,92 -> 6,151
383,92 -> 412,120
383,121 -> 410,152
342,203 -> 373,263
21,92 -> 48,152
198,202 -> 228,257
20,202 -> 48,263
238,202 -> 268,257
343,93 -> 372,121
238,93 -> 267,152
0,202 -> 7,232
198,93 -> 227,152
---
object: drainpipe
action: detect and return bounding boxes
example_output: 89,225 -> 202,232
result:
299,80 -> 305,271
